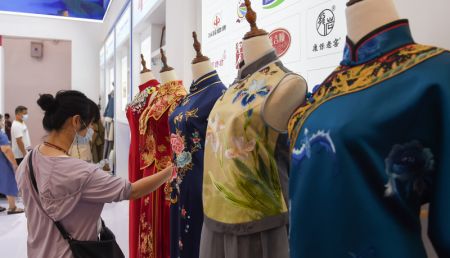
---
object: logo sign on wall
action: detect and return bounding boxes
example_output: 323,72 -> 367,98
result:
307,1 -> 346,59
316,7 -> 335,36
209,13 -> 227,38
263,0 -> 285,9
236,0 -> 247,23
269,28 -> 291,57
212,50 -> 227,69
235,41 -> 244,69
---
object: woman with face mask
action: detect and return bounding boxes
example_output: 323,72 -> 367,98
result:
0,114 -> 24,214
15,90 -> 173,258
68,100 -> 99,163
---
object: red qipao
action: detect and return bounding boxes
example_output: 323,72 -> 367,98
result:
127,79 -> 186,258
126,80 -> 159,258
138,80 -> 186,258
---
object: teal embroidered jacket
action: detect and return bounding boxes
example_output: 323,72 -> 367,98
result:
288,20 -> 450,258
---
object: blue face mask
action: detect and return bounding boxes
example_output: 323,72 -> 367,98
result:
75,127 -> 94,144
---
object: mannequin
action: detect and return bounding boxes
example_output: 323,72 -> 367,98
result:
200,1 -> 300,258
191,31 -> 215,81
286,0 -> 450,256
168,31 -> 226,258
127,54 -> 160,258
140,54 -> 156,84
238,0 -> 307,132
160,49 -> 178,84
346,0 -> 400,43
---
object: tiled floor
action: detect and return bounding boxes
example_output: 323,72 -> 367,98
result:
0,198 -> 438,258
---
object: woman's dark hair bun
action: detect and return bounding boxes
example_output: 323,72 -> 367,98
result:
37,90 -> 99,132
37,94 -> 58,112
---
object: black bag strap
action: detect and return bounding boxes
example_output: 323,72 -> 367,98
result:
27,150 -> 73,240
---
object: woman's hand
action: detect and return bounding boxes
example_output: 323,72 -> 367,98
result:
129,164 -> 174,200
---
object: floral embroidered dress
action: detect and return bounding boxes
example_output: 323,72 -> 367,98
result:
201,52 -> 292,258
288,20 -> 450,258
168,71 -> 226,258
138,80 -> 187,258
126,79 -> 159,258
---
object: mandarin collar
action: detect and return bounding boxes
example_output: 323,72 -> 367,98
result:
238,50 -> 279,80
341,19 -> 414,67
138,79 -> 159,92
190,70 -> 221,93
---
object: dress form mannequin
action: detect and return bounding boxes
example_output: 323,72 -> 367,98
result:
287,0 -> 450,256
346,0 -> 400,43
139,54 -> 156,84
241,0 -> 307,132
160,49 -> 178,84
191,32 -> 215,81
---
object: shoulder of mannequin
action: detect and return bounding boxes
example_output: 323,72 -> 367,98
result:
279,74 -> 307,88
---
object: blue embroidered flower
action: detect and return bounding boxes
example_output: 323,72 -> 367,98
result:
384,141 -> 434,198
233,79 -> 270,106
176,151 -> 192,168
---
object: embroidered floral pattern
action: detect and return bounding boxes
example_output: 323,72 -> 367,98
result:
140,134 -> 156,169
209,107 -> 286,219
288,45 -> 444,149
180,206 -> 191,234
384,141 -> 434,198
232,79 -> 270,106
156,155 -> 172,170
170,129 -> 203,190
170,133 -> 185,155
139,80 -> 186,135
176,152 -> 192,168
128,86 -> 157,114
206,114 -> 225,154
149,81 -> 187,120
139,213 -> 155,258
185,108 -> 199,121
259,66 -> 279,76
225,137 -> 256,159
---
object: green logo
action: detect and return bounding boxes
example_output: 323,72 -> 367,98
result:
263,0 -> 285,9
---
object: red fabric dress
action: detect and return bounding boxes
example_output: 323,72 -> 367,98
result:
138,80 -> 186,258
126,80 -> 159,258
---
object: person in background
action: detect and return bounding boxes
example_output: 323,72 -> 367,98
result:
4,113 -> 12,141
11,106 -> 31,165
16,91 -> 173,258
0,114 -> 24,214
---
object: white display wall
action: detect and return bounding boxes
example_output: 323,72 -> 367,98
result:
202,0 -> 347,88
101,0 -> 450,185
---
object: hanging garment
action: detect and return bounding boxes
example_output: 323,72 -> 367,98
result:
168,71 -> 226,258
104,92 -> 115,119
288,20 -> 450,258
138,80 -> 186,258
91,121 -> 105,164
103,119 -> 114,160
200,51 -> 291,258
126,79 -> 159,258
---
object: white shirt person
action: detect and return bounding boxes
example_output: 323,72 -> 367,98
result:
11,106 -> 31,163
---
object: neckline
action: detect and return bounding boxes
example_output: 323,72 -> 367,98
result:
190,71 -> 221,93
342,19 -> 414,66
238,51 -> 279,79
139,79 -> 159,92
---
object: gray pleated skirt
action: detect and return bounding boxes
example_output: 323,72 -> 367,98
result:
199,223 -> 289,258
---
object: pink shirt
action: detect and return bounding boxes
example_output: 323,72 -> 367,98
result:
16,148 -> 131,258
